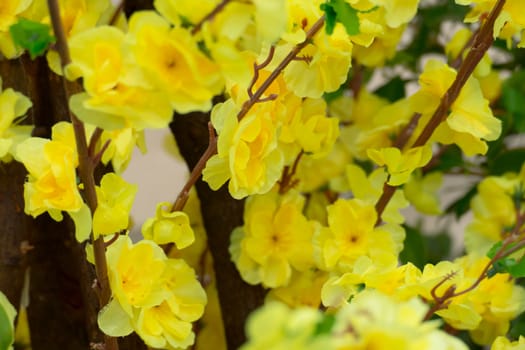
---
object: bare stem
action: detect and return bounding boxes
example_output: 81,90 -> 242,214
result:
47,1 -> 117,349
191,0 -> 232,35
374,0 -> 505,224
169,15 -> 326,217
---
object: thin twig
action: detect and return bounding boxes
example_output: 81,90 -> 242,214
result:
108,1 -> 124,26
170,15 -> 326,211
191,0 -> 232,35
374,0 -> 506,224
47,1 -> 117,349
88,127 -> 104,157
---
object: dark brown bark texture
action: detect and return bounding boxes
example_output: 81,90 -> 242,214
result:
1,54 -> 147,350
170,111 -> 266,350
0,56 -> 95,349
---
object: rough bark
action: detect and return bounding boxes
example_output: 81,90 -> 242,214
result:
170,112 -> 266,350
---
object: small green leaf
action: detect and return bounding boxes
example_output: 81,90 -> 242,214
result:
313,314 -> 336,336
488,149 -> 525,175
509,312 -> 525,340
375,76 -> 406,102
9,19 -> 56,59
486,241 -> 503,259
499,257 -> 525,278
501,70 -> 525,133
320,0 -> 360,36
399,225 -> 427,269
433,145 -> 464,172
445,185 -> 478,219
320,3 -> 337,35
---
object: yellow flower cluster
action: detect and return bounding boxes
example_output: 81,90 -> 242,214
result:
241,290 -> 468,350
465,166 -> 525,253
14,122 -> 91,241
230,189 -> 316,288
142,201 -> 195,249
93,173 -> 137,238
455,0 -> 525,47
99,235 -> 207,349
410,59 -> 501,156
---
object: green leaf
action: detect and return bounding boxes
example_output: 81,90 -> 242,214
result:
320,3 -> 337,35
432,145 -> 464,172
426,232 -> 452,265
320,0 -> 360,36
509,312 -> 525,340
374,76 -> 405,102
488,149 -> 525,175
399,225 -> 427,269
323,82 -> 346,103
501,70 -> 525,133
486,241 -> 503,259
313,314 -> 336,336
0,292 -> 16,350
506,258 -> 525,278
9,19 -> 56,59
445,185 -> 478,219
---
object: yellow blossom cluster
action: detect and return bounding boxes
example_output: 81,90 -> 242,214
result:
98,235 -> 207,349
241,290 -> 468,350
455,0 -> 525,47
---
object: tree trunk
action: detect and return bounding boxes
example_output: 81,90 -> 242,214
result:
170,112 -> 266,350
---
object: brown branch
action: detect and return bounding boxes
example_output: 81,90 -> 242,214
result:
424,206 -> 525,320
109,1 -> 124,26
171,122 -> 217,213
238,16 -> 326,121
46,1 -> 117,349
169,15 -> 326,214
247,46 -> 276,99
278,151 -> 304,194
191,0 -> 232,35
374,0 -> 506,224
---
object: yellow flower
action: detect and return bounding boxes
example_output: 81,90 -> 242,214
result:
445,27 -> 492,77
367,145 -> 432,186
230,190 -> 316,288
203,98 -> 284,199
134,259 -> 207,349
465,174 -> 518,254
293,99 -> 340,158
337,90 -> 412,160
376,0 -> 419,28
333,290 -> 468,350
93,173 -> 137,238
0,78 -> 32,161
142,201 -> 195,249
266,269 -> 329,308
66,25 -> 173,131
99,128 -> 146,174
410,59 -> 501,156
455,0 -> 525,47
128,11 -> 223,113
404,170 -> 443,215
0,0 -> 32,31
313,198 -> 403,272
281,24 -> 353,98
0,0 -> 32,57
491,336 -> 525,350
105,236 -> 168,314
241,302 -> 333,350
100,235 -> 206,349
14,125 -> 81,218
